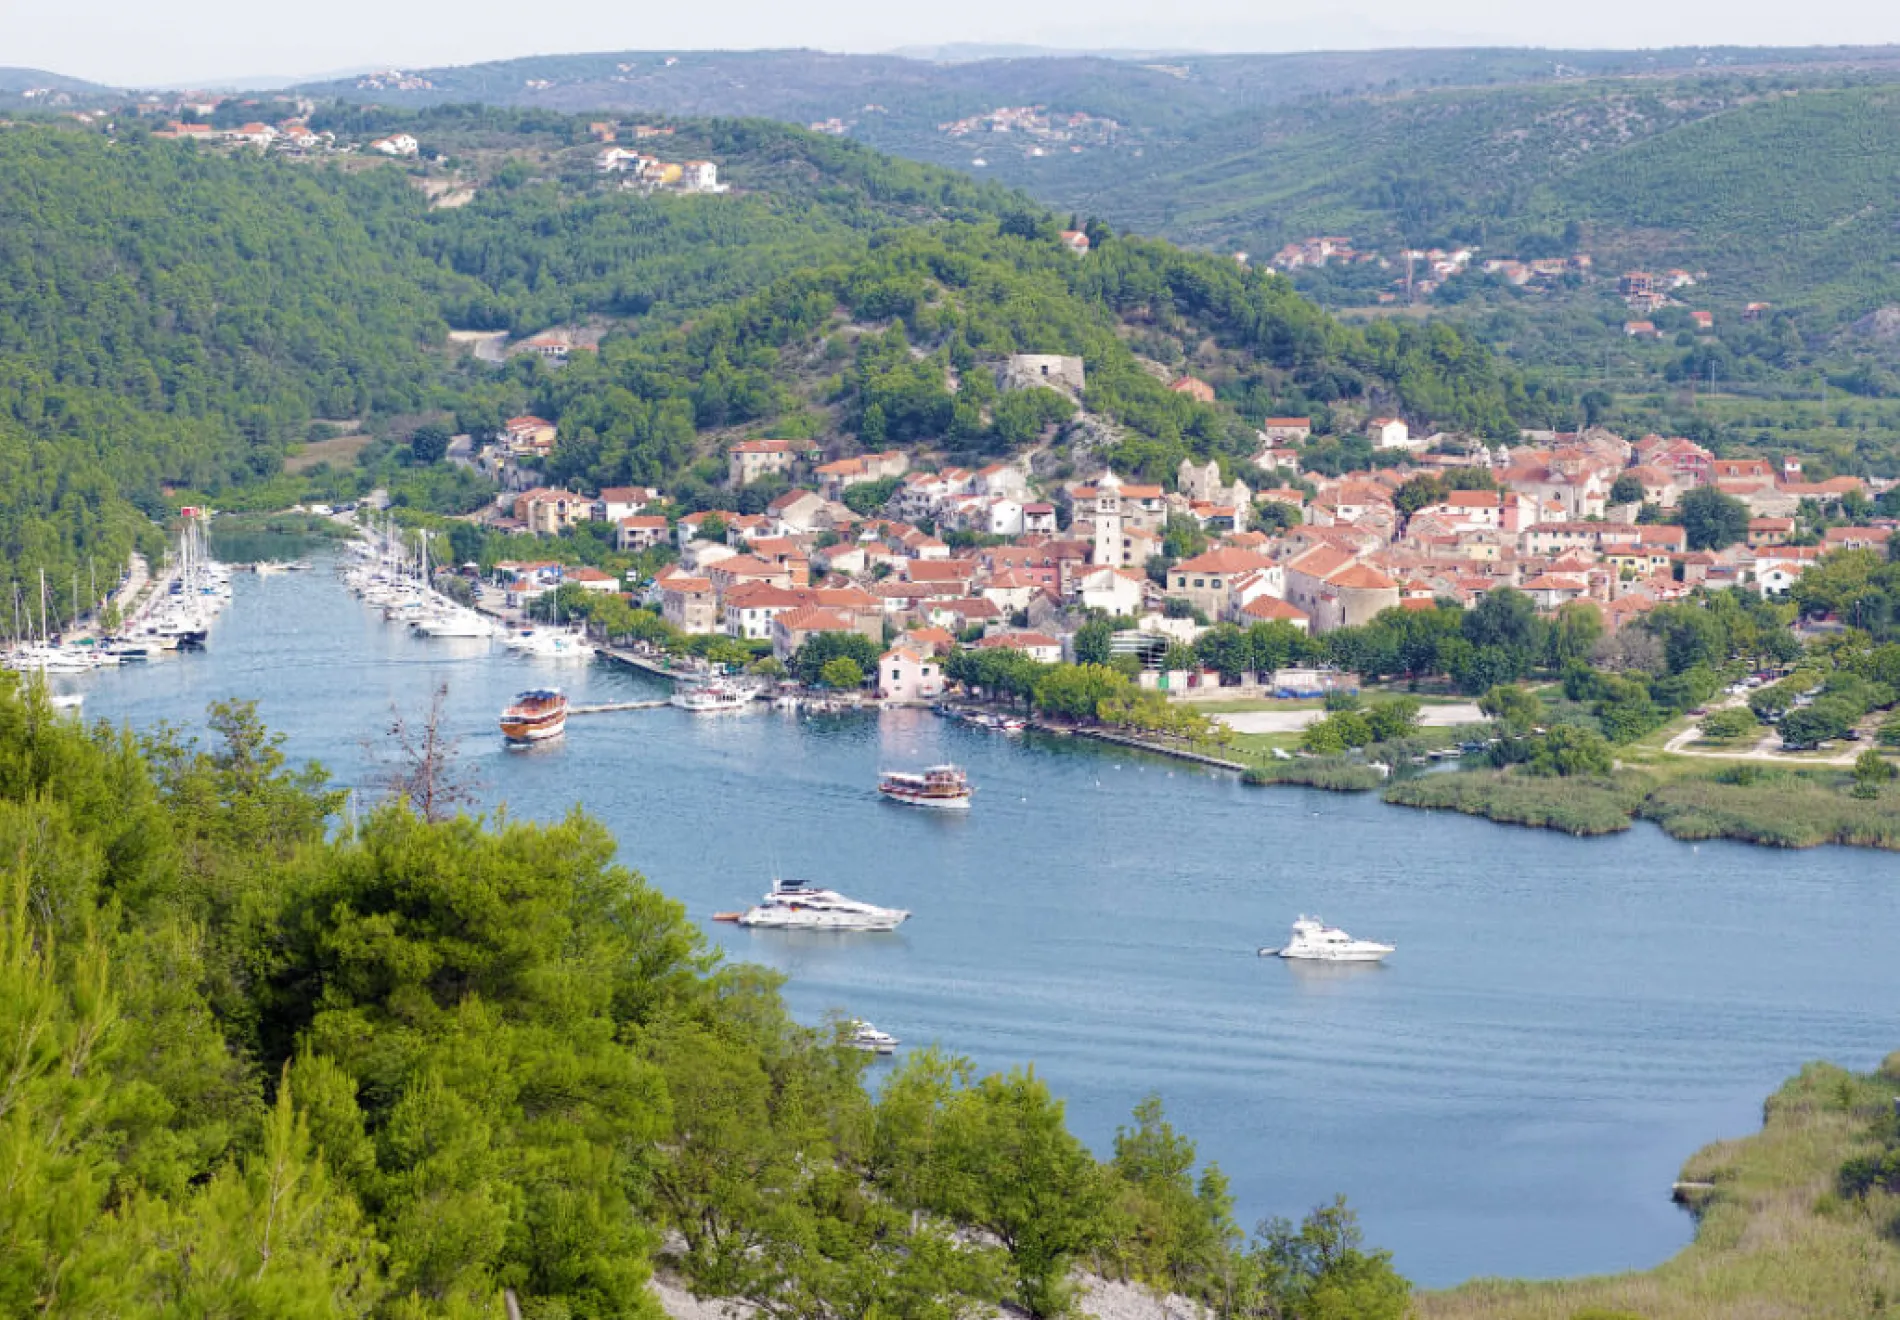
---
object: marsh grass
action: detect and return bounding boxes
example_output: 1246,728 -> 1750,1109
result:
1380,771 -> 1646,835
1421,1055 -> 1900,1320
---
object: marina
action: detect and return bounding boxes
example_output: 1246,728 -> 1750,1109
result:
53,562 -> 1900,1288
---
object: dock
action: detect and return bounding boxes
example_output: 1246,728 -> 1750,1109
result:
568,699 -> 670,716
594,646 -> 693,683
1063,726 -> 1250,773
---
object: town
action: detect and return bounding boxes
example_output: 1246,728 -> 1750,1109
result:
449,365 -> 1885,721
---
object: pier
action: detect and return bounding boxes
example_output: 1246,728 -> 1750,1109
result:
567,699 -> 670,716
594,646 -> 694,683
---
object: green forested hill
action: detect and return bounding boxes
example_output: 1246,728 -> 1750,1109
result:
0,115 -> 1551,623
0,128 -> 462,622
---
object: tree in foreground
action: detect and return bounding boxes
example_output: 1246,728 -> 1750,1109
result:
1238,1197 -> 1411,1320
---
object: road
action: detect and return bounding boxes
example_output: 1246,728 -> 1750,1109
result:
1215,702 -> 1485,735
1661,718 -> 1866,766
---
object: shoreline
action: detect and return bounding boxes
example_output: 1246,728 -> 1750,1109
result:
1088,721 -> 1900,854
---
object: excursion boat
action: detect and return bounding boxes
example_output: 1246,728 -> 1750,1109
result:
847,1021 -> 899,1054
878,764 -> 974,810
732,878 -> 909,932
1259,916 -> 1394,963
499,688 -> 569,744
670,681 -> 755,713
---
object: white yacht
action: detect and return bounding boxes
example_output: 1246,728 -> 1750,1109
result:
670,680 -> 756,712
847,1021 -> 899,1054
504,627 -> 593,661
734,878 -> 909,932
1261,916 -> 1394,963
413,608 -> 494,639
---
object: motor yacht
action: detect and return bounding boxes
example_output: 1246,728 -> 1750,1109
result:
1260,916 -> 1394,963
670,681 -> 756,712
847,1021 -> 899,1054
504,627 -> 593,661
735,878 -> 909,932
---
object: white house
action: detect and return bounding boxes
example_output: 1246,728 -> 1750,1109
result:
1366,417 -> 1411,449
1073,565 -> 1145,616
369,134 -> 419,157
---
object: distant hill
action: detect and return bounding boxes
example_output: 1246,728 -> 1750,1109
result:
0,67 -> 120,107
295,45 -> 1900,126
289,44 -> 1900,329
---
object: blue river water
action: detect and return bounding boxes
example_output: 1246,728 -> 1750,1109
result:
62,565 -> 1900,1288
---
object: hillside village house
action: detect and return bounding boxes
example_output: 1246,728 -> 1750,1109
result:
721,583 -> 807,639
1366,417 -> 1410,449
564,566 -> 622,594
660,577 -> 718,634
1167,548 -> 1277,619
598,486 -> 661,521
728,438 -> 821,488
1261,417 -> 1313,444
815,450 -> 909,499
503,415 -> 557,456
513,488 -> 593,536
973,632 -> 1064,665
616,515 -> 670,551
772,607 -> 859,661
1237,594 -> 1311,632
1283,545 -> 1401,633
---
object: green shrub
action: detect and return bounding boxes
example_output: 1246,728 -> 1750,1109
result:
1699,708 -> 1757,741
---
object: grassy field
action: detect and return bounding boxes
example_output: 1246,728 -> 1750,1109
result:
284,431 -> 375,473
1421,1054 -> 1900,1320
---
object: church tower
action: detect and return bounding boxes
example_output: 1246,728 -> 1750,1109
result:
1091,470 -> 1124,568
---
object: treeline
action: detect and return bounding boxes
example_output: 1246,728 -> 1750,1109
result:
0,677 -> 1408,1318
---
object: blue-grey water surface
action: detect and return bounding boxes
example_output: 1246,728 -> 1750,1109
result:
62,566 -> 1900,1287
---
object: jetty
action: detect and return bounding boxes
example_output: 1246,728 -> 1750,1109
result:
568,699 -> 669,716
594,646 -> 694,682
1061,726 -> 1250,773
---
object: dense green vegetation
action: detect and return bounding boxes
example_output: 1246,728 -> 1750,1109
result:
0,674 -> 1414,1318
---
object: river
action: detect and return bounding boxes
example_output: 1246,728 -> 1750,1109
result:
60,564 -> 1900,1288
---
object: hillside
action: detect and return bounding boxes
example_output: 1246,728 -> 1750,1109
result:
0,67 -> 119,109
0,114 -> 1544,627
285,47 -> 1900,352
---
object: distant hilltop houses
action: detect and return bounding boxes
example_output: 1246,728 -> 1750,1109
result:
936,106 -> 1121,155
1271,234 -> 1601,304
597,148 -> 724,192
353,70 -> 437,92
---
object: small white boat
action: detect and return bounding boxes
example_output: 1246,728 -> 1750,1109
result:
847,1021 -> 899,1054
1260,916 -> 1394,963
735,878 -> 909,932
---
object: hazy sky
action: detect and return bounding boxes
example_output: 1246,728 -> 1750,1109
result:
11,0 -> 1900,87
